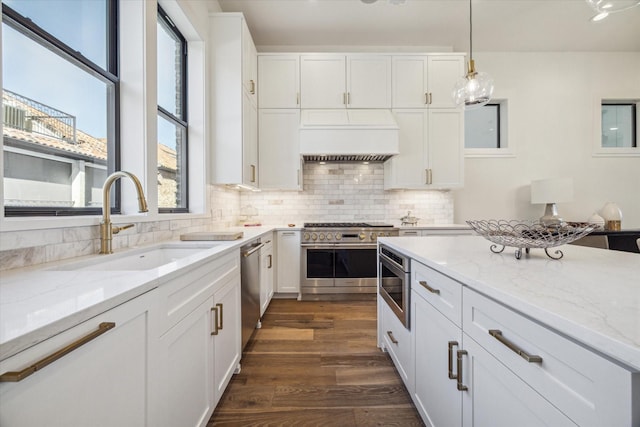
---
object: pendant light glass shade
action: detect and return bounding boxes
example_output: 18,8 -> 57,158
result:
586,0 -> 640,21
452,0 -> 494,110
452,60 -> 494,109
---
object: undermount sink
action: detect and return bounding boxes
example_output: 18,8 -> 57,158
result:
53,243 -> 219,271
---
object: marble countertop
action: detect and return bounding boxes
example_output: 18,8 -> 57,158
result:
378,235 -> 640,371
0,226 -> 284,361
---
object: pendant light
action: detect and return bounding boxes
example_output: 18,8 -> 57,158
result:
452,0 -> 494,110
586,0 -> 640,21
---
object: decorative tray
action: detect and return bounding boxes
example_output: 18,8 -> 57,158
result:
466,219 -> 600,260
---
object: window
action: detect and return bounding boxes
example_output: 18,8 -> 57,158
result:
2,0 -> 118,216
157,6 -> 188,212
601,103 -> 636,148
464,101 -> 512,157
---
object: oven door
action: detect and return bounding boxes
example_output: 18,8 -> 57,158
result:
301,245 -> 335,288
378,250 -> 410,328
334,244 -> 378,288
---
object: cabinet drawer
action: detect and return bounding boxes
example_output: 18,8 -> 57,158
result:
158,250 -> 240,333
412,261 -> 462,327
379,297 -> 413,392
463,287 -> 637,427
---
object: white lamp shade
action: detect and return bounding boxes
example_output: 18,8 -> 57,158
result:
531,178 -> 574,204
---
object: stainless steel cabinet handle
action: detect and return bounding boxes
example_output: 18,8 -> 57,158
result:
250,79 -> 256,95
419,280 -> 440,295
343,92 -> 348,105
426,169 -> 433,185
456,349 -> 468,391
425,92 -> 429,105
250,164 -> 256,183
211,306 -> 219,335
448,341 -> 458,379
489,329 -> 543,363
0,322 -> 116,382
347,92 -> 350,105
428,92 -> 433,104
268,254 -> 273,268
297,92 -> 300,105
387,331 -> 398,344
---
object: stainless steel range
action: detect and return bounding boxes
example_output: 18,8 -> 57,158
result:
301,222 -> 399,295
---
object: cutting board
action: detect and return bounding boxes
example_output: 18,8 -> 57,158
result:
180,231 -> 244,241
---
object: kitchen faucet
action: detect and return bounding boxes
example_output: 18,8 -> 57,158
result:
99,171 -> 149,254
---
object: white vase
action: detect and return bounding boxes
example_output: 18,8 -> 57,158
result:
587,212 -> 605,228
600,202 -> 622,231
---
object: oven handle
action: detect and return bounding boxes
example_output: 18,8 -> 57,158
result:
379,254 -> 407,278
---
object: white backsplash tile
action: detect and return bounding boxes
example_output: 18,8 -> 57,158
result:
0,167 -> 453,270
241,163 -> 453,225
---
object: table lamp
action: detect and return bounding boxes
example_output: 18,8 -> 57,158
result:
530,178 -> 574,227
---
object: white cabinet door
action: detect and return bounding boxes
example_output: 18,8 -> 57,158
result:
379,298 -> 414,393
0,291 -> 155,427
427,109 -> 464,188
461,336 -> 576,427
427,55 -> 464,109
276,230 -> 301,293
212,274 -> 242,406
259,109 -> 301,190
413,291 -> 462,427
347,55 -> 391,108
258,55 -> 300,108
210,14 -> 259,189
384,109 -> 463,189
242,20 -> 257,106
159,297 -> 215,427
260,236 -> 275,316
300,55 -> 346,108
243,91 -> 259,187
384,110 -> 427,189
392,55 -> 464,109
392,56 -> 428,108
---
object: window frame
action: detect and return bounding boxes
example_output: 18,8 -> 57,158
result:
593,98 -> 640,157
157,5 -> 189,214
2,1 -> 120,217
464,100 -> 513,158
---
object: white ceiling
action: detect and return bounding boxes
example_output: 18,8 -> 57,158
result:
215,0 -> 640,52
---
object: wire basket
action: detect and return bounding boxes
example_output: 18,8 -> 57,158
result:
466,219 -> 600,260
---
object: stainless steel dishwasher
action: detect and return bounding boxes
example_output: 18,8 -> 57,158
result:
240,239 -> 264,350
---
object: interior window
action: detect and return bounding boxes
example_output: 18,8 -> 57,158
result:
601,103 -> 636,148
157,6 -> 188,212
465,103 -> 500,149
2,1 -> 118,216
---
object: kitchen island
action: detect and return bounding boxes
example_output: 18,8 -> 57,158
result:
377,235 -> 639,427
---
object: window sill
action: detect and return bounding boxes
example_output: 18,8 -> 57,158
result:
464,149 -> 515,158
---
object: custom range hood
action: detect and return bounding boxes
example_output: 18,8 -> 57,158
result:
299,109 -> 399,162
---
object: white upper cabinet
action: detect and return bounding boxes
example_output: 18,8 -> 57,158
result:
210,13 -> 259,188
392,55 -> 464,109
259,109 -> 301,190
258,55 -> 300,108
300,54 -> 391,109
384,109 -> 463,190
300,55 -> 346,109
347,55 -> 392,108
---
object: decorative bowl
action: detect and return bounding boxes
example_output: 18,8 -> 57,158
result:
466,219 -> 600,260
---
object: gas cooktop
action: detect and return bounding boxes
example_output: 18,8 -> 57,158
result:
303,222 -> 394,228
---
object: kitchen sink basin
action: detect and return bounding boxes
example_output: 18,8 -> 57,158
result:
52,243 -> 219,271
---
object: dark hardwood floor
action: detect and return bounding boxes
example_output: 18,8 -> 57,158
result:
208,298 -> 424,427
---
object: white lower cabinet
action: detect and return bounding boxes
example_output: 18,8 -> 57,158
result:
461,336 -> 576,427
275,230 -> 301,294
379,296 -> 414,393
156,249 -> 241,427
412,290 -> 462,427
390,258 -> 639,427
260,234 -> 275,316
0,290 -> 157,427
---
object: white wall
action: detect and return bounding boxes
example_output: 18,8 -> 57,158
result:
454,52 -> 640,228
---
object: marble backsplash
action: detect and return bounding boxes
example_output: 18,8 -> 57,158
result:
241,163 -> 454,226
0,163 -> 453,271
